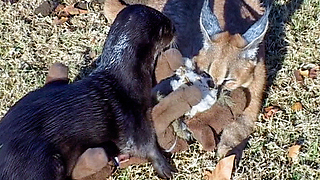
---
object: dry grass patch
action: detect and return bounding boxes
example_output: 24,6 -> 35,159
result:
0,0 -> 319,179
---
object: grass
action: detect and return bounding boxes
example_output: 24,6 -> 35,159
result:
0,0 -> 320,179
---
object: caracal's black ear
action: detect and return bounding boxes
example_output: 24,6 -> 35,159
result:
199,0 -> 222,42
241,7 -> 270,60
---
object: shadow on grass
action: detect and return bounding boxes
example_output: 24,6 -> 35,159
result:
264,0 -> 304,87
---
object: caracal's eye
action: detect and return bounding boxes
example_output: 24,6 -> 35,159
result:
223,78 -> 236,84
223,78 -> 239,90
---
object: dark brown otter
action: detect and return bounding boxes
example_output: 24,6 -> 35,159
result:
0,5 -> 175,179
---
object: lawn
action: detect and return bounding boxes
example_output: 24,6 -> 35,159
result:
0,0 -> 319,179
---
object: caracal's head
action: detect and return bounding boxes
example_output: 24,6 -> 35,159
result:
194,0 -> 269,91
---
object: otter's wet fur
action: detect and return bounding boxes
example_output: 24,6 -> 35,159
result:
0,5 -> 175,179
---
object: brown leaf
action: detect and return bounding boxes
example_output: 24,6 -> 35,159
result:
64,4 -> 88,15
54,4 -> 66,14
263,106 -> 281,119
53,17 -> 69,25
309,65 -> 319,79
292,102 -> 303,111
204,155 -> 235,180
288,144 -> 301,162
299,69 -> 309,77
294,70 -> 303,83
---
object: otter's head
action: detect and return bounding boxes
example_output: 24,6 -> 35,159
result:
194,0 -> 269,91
106,5 -> 175,64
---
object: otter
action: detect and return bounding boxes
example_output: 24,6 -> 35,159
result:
0,5 -> 175,179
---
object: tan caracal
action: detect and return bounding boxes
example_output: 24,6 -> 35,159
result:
195,0 -> 269,156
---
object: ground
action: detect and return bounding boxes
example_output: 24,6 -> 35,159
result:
0,0 -> 319,179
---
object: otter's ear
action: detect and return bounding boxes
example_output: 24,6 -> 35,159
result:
241,7 -> 270,60
199,0 -> 222,42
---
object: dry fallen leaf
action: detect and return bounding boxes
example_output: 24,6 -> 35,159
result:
292,102 -> 303,111
288,144 -> 301,162
299,69 -> 309,77
53,3 -> 88,25
309,65 -> 319,79
63,4 -> 88,15
263,105 -> 281,119
204,155 -> 235,180
294,70 -> 304,83
54,4 -> 66,14
294,65 -> 319,82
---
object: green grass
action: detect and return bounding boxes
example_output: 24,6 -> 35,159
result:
0,0 -> 320,179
